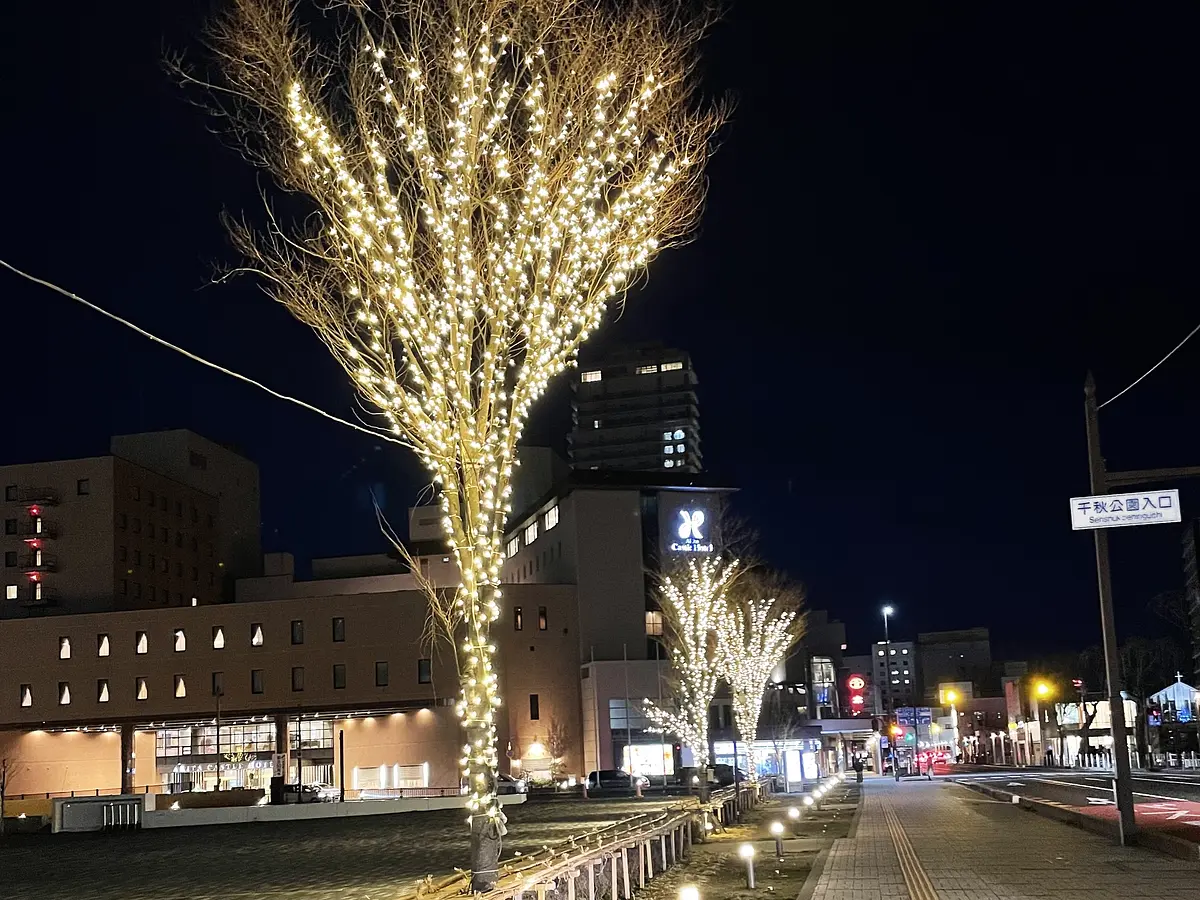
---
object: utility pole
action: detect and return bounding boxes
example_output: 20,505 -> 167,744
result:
1084,374 -> 1137,843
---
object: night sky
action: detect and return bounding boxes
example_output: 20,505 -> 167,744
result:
3,3 -> 1199,661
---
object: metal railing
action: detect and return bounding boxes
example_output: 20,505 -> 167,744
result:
398,779 -> 768,900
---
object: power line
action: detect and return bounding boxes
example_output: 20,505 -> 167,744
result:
0,258 -> 406,447
1099,319 -> 1200,409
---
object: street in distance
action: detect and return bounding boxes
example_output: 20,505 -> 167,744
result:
1069,489 -> 1181,530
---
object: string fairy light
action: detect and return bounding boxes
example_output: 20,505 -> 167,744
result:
715,593 -> 804,777
643,557 -> 736,771
203,1 -> 724,885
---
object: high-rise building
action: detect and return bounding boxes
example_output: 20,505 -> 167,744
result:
1,431 -> 260,618
569,344 -> 702,473
873,640 -> 918,713
916,628 -> 992,703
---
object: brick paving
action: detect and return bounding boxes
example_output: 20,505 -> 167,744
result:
0,797 -> 675,900
812,778 -> 1198,900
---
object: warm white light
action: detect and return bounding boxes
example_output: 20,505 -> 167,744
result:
882,605 -> 894,616
679,887 -> 700,900
769,821 -> 784,836
803,795 -> 814,806
738,844 -> 755,859
787,806 -> 800,819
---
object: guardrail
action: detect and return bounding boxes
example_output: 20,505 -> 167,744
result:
401,778 -> 769,900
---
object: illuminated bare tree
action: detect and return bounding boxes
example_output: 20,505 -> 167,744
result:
187,0 -> 722,887
715,571 -> 805,777
644,557 -> 736,779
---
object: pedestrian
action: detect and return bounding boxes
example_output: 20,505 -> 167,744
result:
853,755 -> 864,784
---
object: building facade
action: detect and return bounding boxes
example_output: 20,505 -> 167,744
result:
916,628 -> 992,702
569,344 -> 702,473
873,640 -> 918,713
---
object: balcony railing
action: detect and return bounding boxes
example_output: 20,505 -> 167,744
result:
16,487 -> 59,505
21,553 -> 58,573
19,520 -> 57,538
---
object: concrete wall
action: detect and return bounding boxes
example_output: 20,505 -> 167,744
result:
333,708 -> 462,789
572,491 -> 647,662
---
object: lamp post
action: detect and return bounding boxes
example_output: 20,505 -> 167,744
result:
944,690 -> 959,763
881,606 -> 895,771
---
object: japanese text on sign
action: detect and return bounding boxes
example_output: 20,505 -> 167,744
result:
1070,489 -> 1181,531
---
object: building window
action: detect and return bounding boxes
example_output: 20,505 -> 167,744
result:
544,505 -> 559,531
662,361 -> 683,372
902,648 -> 909,654
291,667 -> 305,692
120,579 -> 128,596
593,419 -> 601,428
175,501 -> 183,518
877,650 -> 885,656
673,429 -> 684,440
190,450 -> 208,470
4,585 -> 15,601
159,496 -> 167,512
131,517 -> 141,534
212,671 -> 224,696
98,680 -> 109,703
4,519 -> 16,535
251,669 -> 264,694
514,606 -> 523,631
4,485 -> 16,502
676,444 -> 685,453
664,444 -> 674,454
663,460 -> 674,469
56,682 -> 70,705
506,537 -> 519,558
581,370 -> 602,383
524,522 -> 538,545
136,677 -> 149,701
212,626 -> 225,649
662,431 -> 672,440
645,611 -> 664,636
375,661 -> 389,687
529,694 -> 540,721
251,623 -> 264,647
136,631 -> 148,654
291,620 -> 305,645
19,684 -> 31,707
333,664 -> 346,690
3,551 -> 15,567
174,629 -> 186,652
332,617 -> 345,642
77,479 -> 90,496
635,364 -> 658,374
538,606 -> 548,631
59,636 -> 71,660
174,675 -> 187,698
890,649 -> 897,655
417,658 -> 432,684
131,486 -> 141,501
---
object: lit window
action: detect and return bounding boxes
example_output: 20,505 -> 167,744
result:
635,364 -> 658,375
662,431 -> 672,440
538,606 -> 548,631
212,626 -> 225,649
902,649 -> 908,654
664,460 -> 674,468
903,679 -> 911,685
59,636 -> 71,660
524,522 -> 538,545
890,649 -> 897,655
662,361 -> 683,372
251,623 -> 264,647
34,581 -> 42,602
174,675 -> 187,698
877,650 -> 885,656
5,585 -> 16,600
98,634 -> 110,657
593,420 -> 601,429
59,682 -> 70,705
19,684 -> 31,707
136,632 -> 148,654
514,606 -> 523,631
190,597 -> 197,607
544,505 -> 559,531
891,679 -> 900,685
673,429 -> 685,440
506,537 -> 520,558
664,445 -> 674,455
174,629 -> 186,652
645,611 -> 664,637
676,444 -> 685,453
97,680 -> 109,703
136,678 -> 148,701
581,370 -> 602,383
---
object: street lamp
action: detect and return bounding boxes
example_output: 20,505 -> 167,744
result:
1035,682 -> 1052,699
881,605 -> 895,721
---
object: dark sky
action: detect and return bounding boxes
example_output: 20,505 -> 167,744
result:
3,2 -> 1199,661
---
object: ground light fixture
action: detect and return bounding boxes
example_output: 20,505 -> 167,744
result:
787,806 -> 800,820
679,887 -> 700,900
803,795 -> 814,807
770,821 -> 785,857
739,843 -> 756,889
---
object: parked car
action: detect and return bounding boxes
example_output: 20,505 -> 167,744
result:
712,765 -> 749,786
586,770 -> 649,791
497,773 -> 528,795
301,783 -> 339,802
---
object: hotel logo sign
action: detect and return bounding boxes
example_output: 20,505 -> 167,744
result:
670,509 -> 714,553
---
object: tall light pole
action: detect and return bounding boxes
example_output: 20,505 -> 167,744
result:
881,606 -> 894,713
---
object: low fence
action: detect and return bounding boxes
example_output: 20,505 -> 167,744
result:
403,779 -> 769,900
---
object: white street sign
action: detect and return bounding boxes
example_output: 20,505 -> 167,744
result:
1070,489 -> 1181,531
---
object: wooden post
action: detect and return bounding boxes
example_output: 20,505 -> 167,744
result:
638,844 -> 646,888
621,848 -> 631,899
568,869 -> 577,900
588,862 -> 595,900
611,854 -> 618,900
660,834 -> 667,871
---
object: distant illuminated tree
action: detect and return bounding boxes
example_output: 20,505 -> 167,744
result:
715,572 -> 805,777
187,0 -> 723,887
644,557 -> 736,778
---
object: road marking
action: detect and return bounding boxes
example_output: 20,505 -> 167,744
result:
881,800 -> 939,900
1006,782 -> 1025,787
1087,797 -> 1115,805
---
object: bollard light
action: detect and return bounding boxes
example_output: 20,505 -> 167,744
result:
787,806 -> 800,820
679,887 -> 701,900
803,795 -> 814,807
739,843 -> 756,889
770,821 -> 785,857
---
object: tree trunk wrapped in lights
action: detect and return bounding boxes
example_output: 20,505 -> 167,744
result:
644,557 -> 736,779
188,0 -> 722,888
715,573 -> 805,778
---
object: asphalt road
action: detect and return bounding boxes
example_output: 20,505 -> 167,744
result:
951,766 -> 1200,807
0,796 -> 680,900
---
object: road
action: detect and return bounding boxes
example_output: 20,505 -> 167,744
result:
950,766 -> 1200,838
0,796 -> 680,900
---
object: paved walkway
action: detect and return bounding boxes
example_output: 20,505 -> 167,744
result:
811,777 -> 1197,900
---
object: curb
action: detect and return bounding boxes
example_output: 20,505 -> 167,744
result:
795,845 -> 831,900
955,780 -> 1200,863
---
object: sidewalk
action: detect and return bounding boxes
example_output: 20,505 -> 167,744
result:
810,777 -> 1196,900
